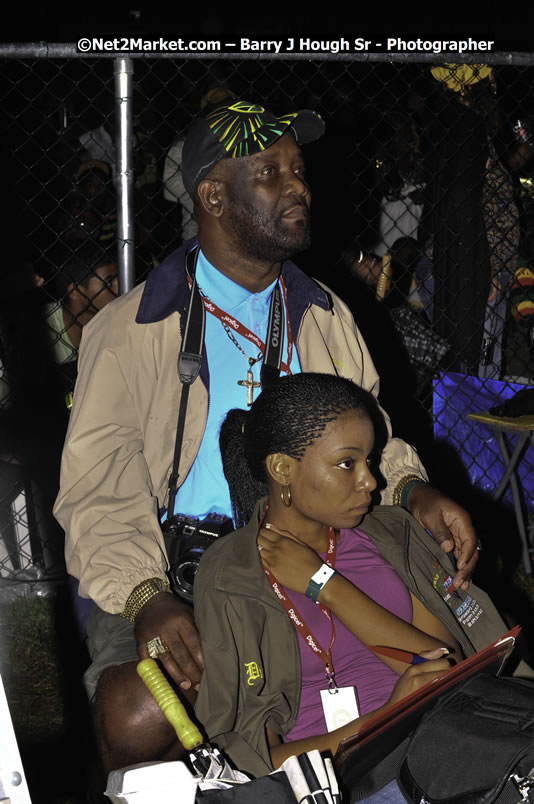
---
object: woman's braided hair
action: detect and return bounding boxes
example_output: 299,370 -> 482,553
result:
219,373 -> 387,528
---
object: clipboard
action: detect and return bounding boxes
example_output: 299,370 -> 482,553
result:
334,626 -> 520,782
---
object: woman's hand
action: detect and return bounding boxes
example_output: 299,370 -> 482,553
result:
386,648 -> 451,706
257,523 -> 323,594
268,647 -> 454,769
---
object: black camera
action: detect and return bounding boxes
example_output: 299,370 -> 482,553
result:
162,513 -> 233,602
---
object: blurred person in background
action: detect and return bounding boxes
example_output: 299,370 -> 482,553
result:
418,64 -> 520,379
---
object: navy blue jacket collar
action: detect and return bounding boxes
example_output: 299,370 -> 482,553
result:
136,239 -> 331,339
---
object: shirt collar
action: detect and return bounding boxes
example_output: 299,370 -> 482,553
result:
136,237 -> 330,325
195,249 -> 277,311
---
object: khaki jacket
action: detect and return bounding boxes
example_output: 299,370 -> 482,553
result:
194,503 -> 508,778
54,242 -> 426,612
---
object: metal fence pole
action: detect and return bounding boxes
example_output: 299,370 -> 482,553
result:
114,57 -> 135,294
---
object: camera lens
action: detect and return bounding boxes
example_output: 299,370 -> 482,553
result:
174,558 -> 200,602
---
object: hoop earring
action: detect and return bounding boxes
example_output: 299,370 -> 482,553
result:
281,484 -> 292,507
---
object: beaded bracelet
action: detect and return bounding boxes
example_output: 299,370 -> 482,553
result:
121,577 -> 171,622
393,474 -> 427,509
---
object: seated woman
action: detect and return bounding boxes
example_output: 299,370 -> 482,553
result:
194,373 -> 507,789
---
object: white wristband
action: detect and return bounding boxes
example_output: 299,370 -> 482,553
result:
305,563 -> 336,602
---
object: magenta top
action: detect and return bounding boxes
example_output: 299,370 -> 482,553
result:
284,527 -> 412,742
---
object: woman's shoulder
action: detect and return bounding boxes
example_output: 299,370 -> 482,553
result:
357,505 -> 439,564
360,504 -> 419,536
198,522 -> 252,568
194,514 -> 262,594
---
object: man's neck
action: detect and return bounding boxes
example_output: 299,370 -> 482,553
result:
198,234 -> 282,294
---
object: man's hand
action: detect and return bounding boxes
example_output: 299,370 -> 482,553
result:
134,593 -> 204,691
407,485 -> 478,590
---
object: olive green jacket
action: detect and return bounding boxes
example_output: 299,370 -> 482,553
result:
194,503 -> 508,778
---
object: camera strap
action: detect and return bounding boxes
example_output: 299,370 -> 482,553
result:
167,244 -> 289,517
167,245 -> 204,518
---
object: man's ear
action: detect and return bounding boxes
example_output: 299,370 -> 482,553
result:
196,178 -> 224,217
265,453 -> 298,486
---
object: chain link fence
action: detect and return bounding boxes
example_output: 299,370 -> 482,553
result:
1,49 -> 533,582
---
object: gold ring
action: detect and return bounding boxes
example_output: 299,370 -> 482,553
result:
146,636 -> 170,659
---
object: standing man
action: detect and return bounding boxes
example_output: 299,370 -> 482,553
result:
54,101 -> 478,771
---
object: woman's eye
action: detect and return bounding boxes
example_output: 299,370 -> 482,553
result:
338,459 -> 354,470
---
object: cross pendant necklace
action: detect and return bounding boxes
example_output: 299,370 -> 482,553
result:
193,278 -> 288,407
220,322 -> 263,405
238,357 -> 262,406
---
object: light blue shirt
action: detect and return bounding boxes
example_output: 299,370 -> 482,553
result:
173,250 -> 301,520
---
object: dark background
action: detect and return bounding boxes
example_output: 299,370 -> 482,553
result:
2,7 -> 534,52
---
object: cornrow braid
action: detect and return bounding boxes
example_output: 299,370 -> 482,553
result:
219,408 -> 269,529
220,373 -> 387,528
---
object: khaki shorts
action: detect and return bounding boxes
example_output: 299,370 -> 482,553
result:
84,605 -> 139,701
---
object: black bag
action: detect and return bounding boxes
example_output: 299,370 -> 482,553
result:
398,674 -> 534,803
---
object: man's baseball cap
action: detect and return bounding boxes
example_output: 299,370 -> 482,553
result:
182,99 -> 325,198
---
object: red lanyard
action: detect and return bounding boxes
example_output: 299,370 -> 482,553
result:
264,528 -> 338,688
189,275 -> 294,374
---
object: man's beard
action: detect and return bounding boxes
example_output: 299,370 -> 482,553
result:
226,197 -> 311,263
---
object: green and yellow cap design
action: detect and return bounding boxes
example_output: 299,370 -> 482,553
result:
182,100 -> 324,198
431,64 -> 493,95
